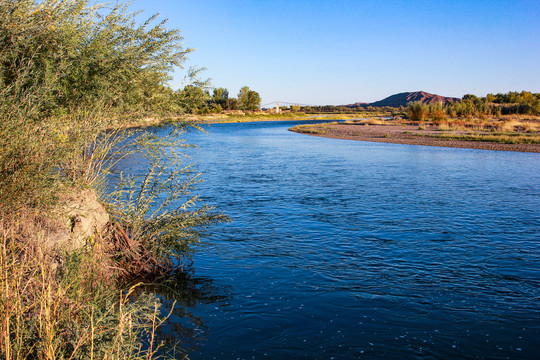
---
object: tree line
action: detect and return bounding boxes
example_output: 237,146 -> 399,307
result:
406,91 -> 540,121
177,85 -> 261,114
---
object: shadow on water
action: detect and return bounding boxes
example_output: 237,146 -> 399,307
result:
139,265 -> 232,358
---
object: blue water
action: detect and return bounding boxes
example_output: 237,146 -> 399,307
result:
116,121 -> 540,359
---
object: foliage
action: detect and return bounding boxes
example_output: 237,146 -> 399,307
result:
406,101 -> 429,121
289,124 -> 328,135
0,0 -> 191,116
212,87 -> 229,108
0,0 -> 195,217
176,85 -> 210,114
237,86 -> 261,111
429,102 -> 446,122
0,0 -> 222,358
452,91 -> 540,117
106,125 -> 228,277
290,104 -> 301,112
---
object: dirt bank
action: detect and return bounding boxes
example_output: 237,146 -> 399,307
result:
43,189 -> 110,251
291,124 -> 540,153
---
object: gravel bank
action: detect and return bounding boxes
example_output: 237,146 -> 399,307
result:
291,124 -> 540,153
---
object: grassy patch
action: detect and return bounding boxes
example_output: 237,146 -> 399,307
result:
343,118 -> 389,125
423,132 -> 540,144
289,124 -> 329,135
0,1 -> 225,358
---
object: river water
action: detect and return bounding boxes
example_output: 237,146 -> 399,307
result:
116,121 -> 540,359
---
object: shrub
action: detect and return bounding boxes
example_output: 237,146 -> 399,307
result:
429,102 -> 447,122
406,101 -> 429,121
0,1 -> 215,358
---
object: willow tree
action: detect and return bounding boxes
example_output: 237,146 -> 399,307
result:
0,0 -> 196,214
0,0 -> 191,116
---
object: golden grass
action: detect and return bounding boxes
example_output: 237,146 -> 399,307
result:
426,132 -> 540,144
289,124 -> 328,135
0,218 -> 173,360
345,118 -> 388,125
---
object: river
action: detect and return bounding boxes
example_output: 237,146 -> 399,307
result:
115,120 -> 540,359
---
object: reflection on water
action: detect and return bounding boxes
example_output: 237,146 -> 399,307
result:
112,121 -> 540,360
143,266 -> 231,357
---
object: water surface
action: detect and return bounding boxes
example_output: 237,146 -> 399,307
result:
118,121 -> 540,359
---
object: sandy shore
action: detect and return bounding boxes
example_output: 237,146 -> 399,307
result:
291,124 -> 540,153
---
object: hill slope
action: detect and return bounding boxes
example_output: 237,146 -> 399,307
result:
346,91 -> 460,108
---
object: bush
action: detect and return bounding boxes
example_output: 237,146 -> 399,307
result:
429,102 -> 447,122
0,1 -> 218,358
406,101 -> 429,121
0,0 -> 192,217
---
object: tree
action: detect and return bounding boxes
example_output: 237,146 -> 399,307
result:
176,85 -> 210,113
237,86 -> 261,111
227,98 -> 238,110
462,94 -> 478,101
0,0 -> 192,116
246,90 -> 261,110
429,102 -> 446,122
212,87 -> 229,108
237,86 -> 250,110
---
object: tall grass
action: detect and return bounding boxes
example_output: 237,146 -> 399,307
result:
0,221 -> 177,360
104,125 -> 228,279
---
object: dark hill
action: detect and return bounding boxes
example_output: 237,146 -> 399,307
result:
345,91 -> 460,108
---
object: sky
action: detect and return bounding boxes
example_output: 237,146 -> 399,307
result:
131,0 -> 540,105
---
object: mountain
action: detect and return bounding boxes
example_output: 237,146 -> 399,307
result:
345,91 -> 460,108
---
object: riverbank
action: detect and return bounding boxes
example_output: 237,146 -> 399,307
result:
117,110 -> 392,127
195,111 -> 391,124
290,122 -> 540,153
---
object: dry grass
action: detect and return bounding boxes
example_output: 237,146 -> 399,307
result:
343,118 -> 388,125
0,218 -> 174,360
429,116 -> 540,134
289,124 -> 328,135
426,132 -> 540,144
437,120 -> 451,131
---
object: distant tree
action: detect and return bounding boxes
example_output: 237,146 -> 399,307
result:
176,85 -> 210,113
227,98 -> 238,110
237,86 -> 261,110
290,104 -> 301,112
462,94 -> 478,101
237,86 -> 249,109
429,102 -> 446,122
531,99 -> 540,115
212,87 -> 229,108
246,90 -> 261,110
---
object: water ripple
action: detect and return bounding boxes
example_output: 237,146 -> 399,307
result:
113,121 -> 540,359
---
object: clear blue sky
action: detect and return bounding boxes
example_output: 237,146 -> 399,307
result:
132,0 -> 540,105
